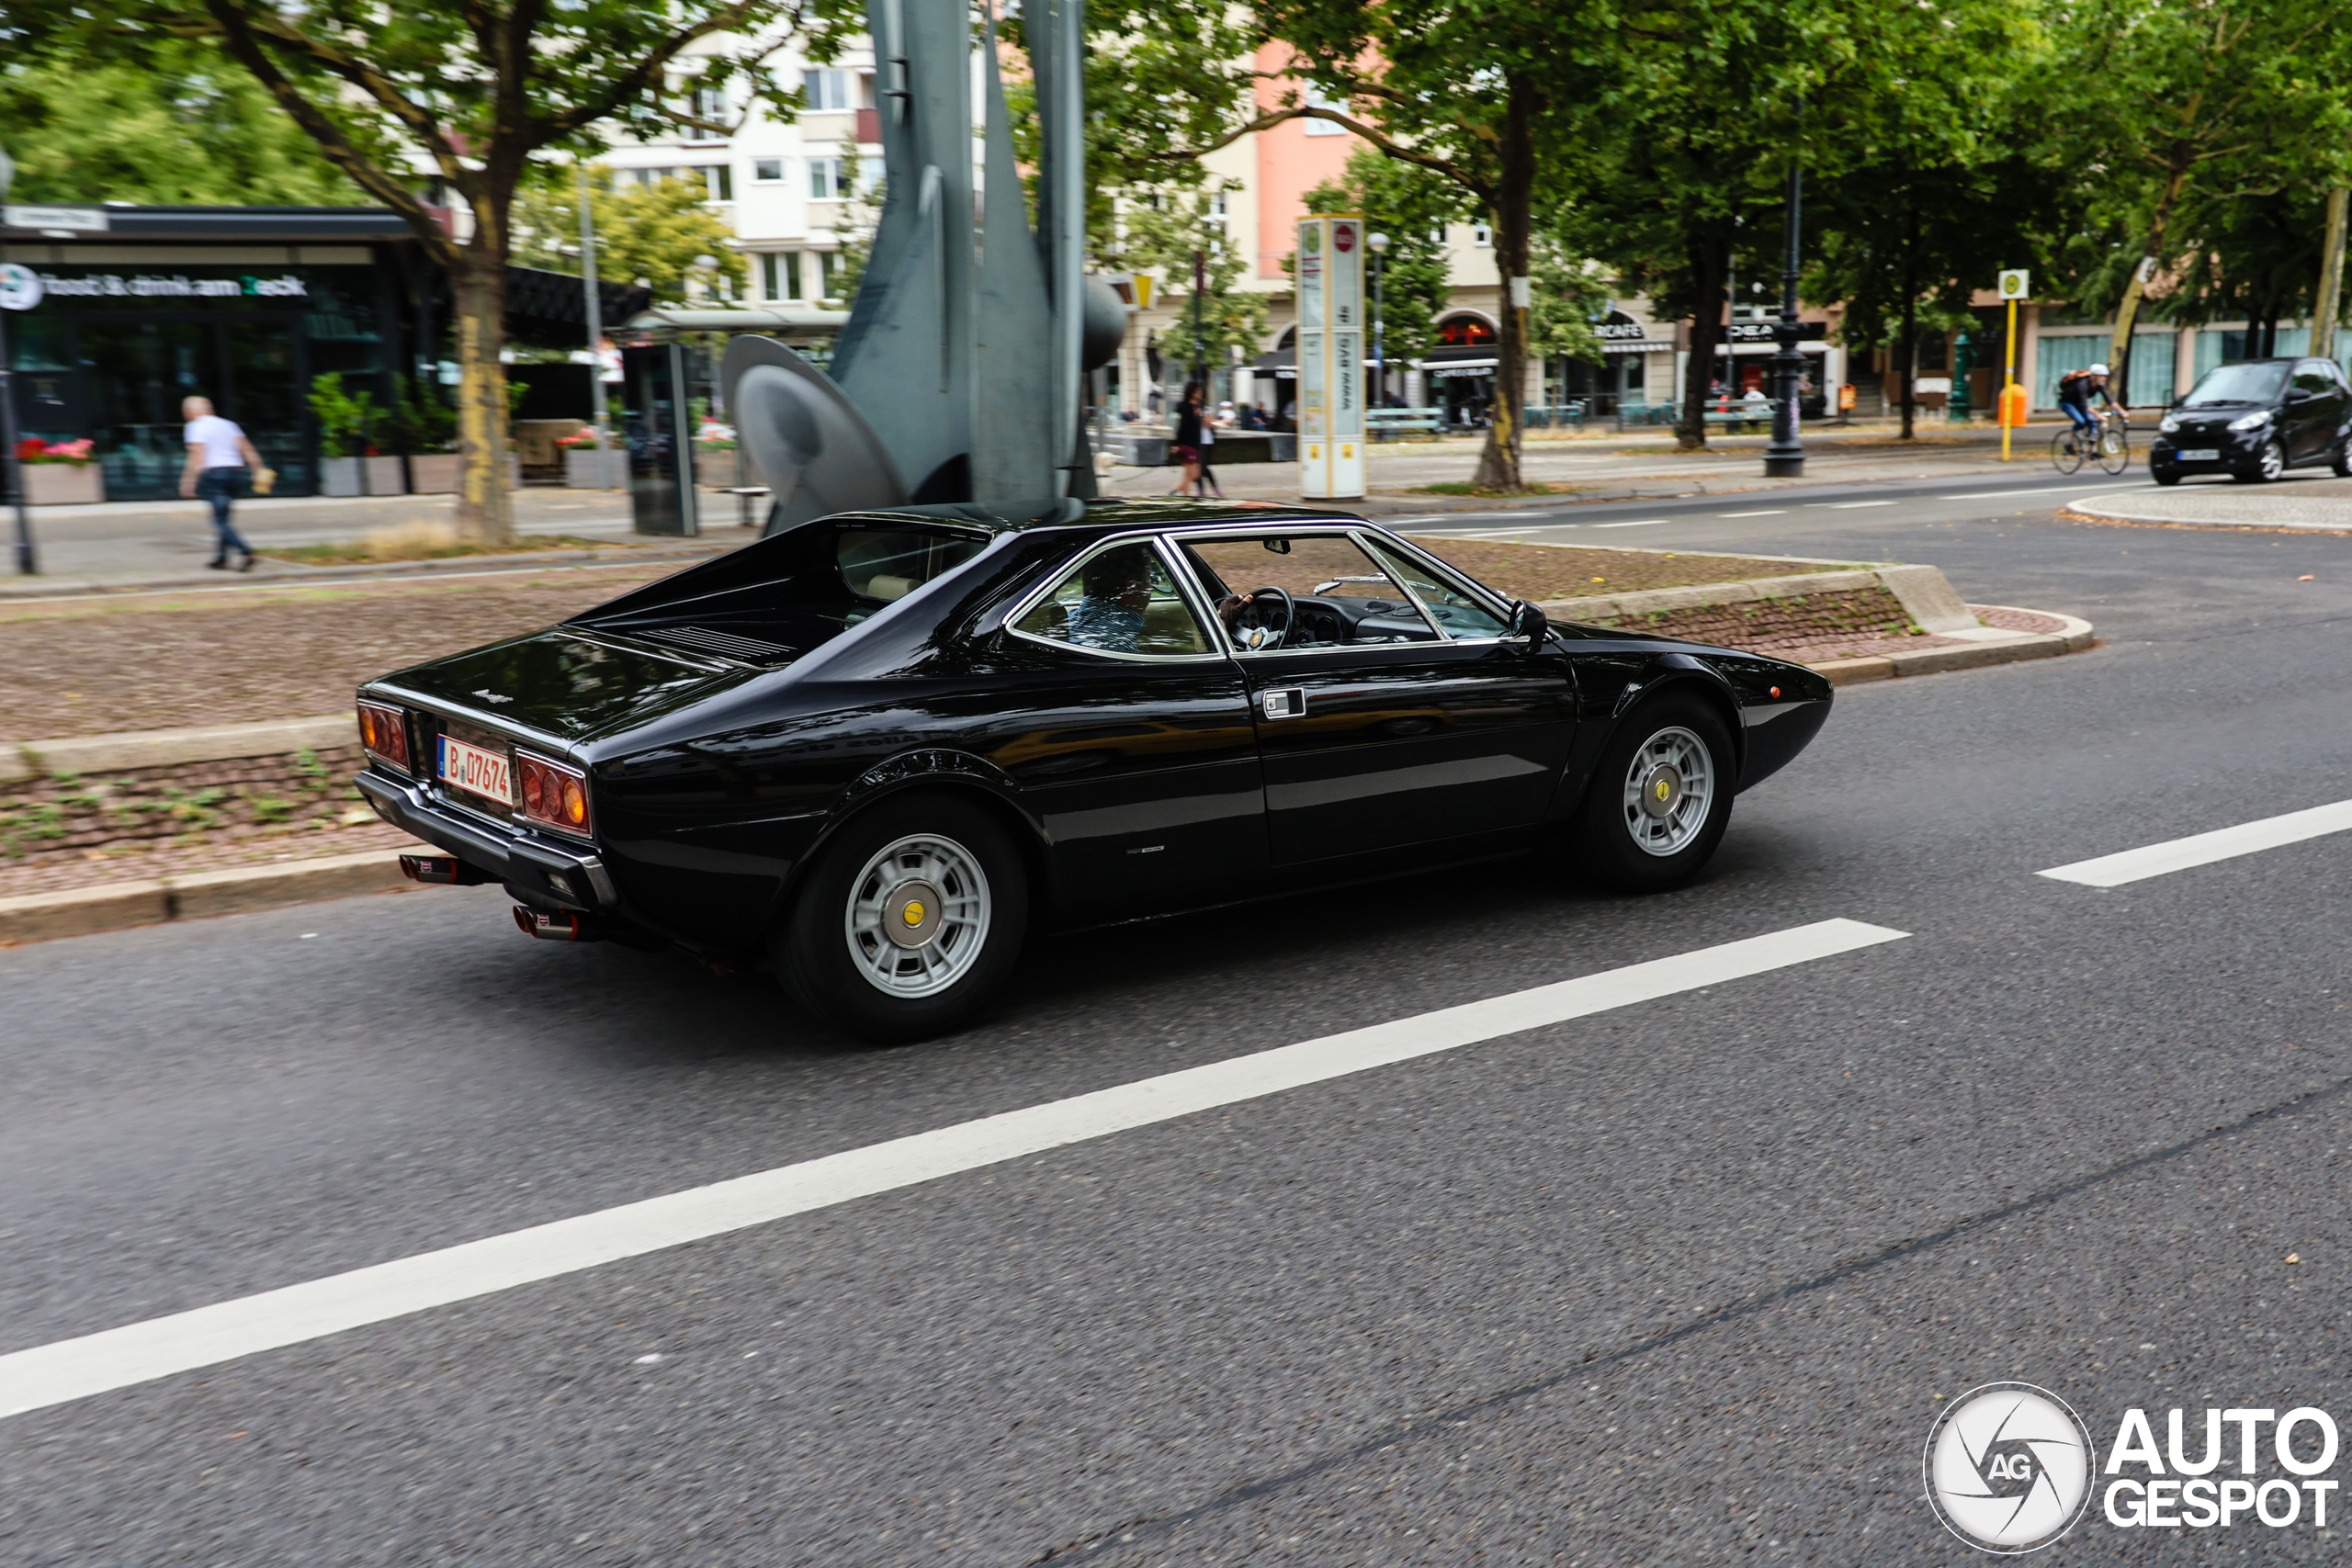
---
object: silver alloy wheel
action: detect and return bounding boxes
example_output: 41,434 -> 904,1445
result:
2259,439 -> 2287,481
1620,725 -> 1714,857
842,833 -> 992,998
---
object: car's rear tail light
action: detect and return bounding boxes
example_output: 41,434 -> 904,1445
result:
516,751 -> 594,838
356,700 -> 409,773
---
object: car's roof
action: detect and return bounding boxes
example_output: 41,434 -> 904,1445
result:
829,497 -> 1374,540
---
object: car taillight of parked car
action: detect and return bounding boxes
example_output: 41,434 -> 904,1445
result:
356,700 -> 409,773
517,752 -> 594,837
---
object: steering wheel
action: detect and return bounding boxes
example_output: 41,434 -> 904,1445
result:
1231,585 -> 1295,650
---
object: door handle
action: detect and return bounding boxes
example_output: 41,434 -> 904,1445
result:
1260,687 -> 1306,719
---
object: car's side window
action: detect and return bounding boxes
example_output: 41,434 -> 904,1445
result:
1179,533 -> 1442,651
1355,536 -> 1514,639
1011,541 -> 1214,658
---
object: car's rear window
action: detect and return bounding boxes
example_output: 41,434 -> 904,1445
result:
837,529 -> 985,603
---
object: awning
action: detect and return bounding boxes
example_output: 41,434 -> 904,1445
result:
1426,359 -> 1496,378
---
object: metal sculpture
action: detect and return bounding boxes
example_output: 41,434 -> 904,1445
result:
724,0 -> 1115,528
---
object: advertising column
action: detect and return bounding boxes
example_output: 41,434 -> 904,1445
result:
1295,215 -> 1365,499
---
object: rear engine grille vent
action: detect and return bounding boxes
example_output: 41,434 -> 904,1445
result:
641,626 -> 798,664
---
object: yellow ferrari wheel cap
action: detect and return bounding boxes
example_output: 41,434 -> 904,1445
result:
902,899 -> 926,926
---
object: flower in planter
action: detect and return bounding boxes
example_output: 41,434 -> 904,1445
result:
694,420 -> 737,451
556,429 -> 605,449
17,438 -> 95,465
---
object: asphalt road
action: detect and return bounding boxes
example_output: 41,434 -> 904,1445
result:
6,496 -> 2352,1564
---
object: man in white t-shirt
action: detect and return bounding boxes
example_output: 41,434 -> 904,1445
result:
179,396 -> 265,570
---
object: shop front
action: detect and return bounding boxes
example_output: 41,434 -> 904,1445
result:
2,206 -> 427,501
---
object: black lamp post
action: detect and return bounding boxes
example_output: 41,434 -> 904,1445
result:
1762,158 -> 1806,478
0,141 -> 35,573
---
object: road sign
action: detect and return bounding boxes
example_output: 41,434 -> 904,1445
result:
4,204 -> 107,234
0,263 -> 40,311
1998,269 -> 2030,300
1295,215 -> 1365,500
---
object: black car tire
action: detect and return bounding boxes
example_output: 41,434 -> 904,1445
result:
1573,694 -> 1736,894
2333,438 -> 2352,478
2154,469 -> 2182,487
775,792 -> 1030,1043
2234,438 -> 2287,483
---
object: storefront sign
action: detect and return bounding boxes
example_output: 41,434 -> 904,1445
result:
31,272 -> 309,300
1723,320 -> 1828,344
0,262 -> 40,311
1595,310 -> 1648,341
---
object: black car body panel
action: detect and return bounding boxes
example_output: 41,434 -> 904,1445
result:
357,501 -> 1834,960
2149,356 -> 2352,480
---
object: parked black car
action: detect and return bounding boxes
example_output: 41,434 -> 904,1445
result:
2149,356 -> 2352,485
354,501 -> 1833,1040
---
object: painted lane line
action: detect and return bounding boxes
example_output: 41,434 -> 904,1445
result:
1826,501 -> 1896,510
2038,799 -> 2352,887
1719,510 -> 1786,518
1593,519 -> 1670,528
0,919 -> 1906,1422
1939,485 -> 2152,501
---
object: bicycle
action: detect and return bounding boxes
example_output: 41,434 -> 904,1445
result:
2050,409 -> 2130,475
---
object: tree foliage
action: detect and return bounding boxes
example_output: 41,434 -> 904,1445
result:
511,166 -> 748,306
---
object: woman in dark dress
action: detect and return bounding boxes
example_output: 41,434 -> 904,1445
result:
1167,383 -> 1204,497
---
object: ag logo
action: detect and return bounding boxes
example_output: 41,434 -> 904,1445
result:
1923,1382 -> 2096,1553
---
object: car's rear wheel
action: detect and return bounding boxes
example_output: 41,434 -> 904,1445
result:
1573,694 -> 1736,893
775,793 -> 1029,1042
2332,437 -> 2351,478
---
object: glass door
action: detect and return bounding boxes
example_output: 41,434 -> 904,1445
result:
76,317 -> 309,500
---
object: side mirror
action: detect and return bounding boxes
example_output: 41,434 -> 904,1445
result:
1507,599 -> 1547,650
2287,388 -> 2316,404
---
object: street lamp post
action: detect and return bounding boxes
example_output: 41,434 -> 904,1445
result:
1762,159 -> 1806,478
576,164 -> 614,474
0,143 -> 34,574
1367,231 -> 1390,417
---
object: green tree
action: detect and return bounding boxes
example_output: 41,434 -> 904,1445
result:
0,44 -> 366,204
1305,150 -> 1460,368
12,0 -> 813,544
512,166 -> 747,306
1100,186 -> 1267,390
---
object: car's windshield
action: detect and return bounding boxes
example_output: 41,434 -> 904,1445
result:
2181,363 -> 2289,408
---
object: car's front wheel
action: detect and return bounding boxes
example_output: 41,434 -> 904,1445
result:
1573,694 -> 1736,893
775,792 -> 1029,1042
2234,438 -> 2287,483
2333,437 -> 2351,478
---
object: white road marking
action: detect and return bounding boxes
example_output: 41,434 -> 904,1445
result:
1939,485 -> 2149,501
1719,510 -> 1786,517
1594,519 -> 1670,528
2038,800 -> 2352,887
1826,501 -> 1896,509
0,919 -> 1907,1422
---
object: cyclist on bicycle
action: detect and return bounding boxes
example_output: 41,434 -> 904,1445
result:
2057,364 -> 2119,443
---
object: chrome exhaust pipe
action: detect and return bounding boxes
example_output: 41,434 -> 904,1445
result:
512,904 -> 600,942
401,853 -> 492,886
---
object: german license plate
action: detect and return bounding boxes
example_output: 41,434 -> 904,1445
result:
437,734 -> 514,806
2177,448 -> 2220,461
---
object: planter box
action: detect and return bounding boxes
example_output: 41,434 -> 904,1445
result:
564,449 -> 628,489
695,449 -> 739,488
320,457 -> 365,497
363,456 -> 406,495
408,454 -> 460,494
23,463 -> 103,505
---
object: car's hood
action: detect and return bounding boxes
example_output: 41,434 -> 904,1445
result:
370,626 -> 758,745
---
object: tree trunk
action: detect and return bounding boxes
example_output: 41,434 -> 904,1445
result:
1677,232 -> 1729,451
1898,208 -> 1917,440
2108,166 -> 2188,411
449,252 -> 516,546
1473,80 -> 1537,491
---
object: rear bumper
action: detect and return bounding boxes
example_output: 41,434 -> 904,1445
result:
356,770 -> 616,912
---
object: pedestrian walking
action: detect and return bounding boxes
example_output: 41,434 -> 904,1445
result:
1193,411 -> 1226,499
178,396 -> 265,570
1166,382 -> 1205,497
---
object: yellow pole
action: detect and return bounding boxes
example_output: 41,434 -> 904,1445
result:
2001,296 -> 2018,461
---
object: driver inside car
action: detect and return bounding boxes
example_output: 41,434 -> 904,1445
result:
1064,547 -> 1156,652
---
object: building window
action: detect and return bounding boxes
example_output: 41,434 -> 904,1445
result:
1436,315 -> 1498,347
808,157 -> 846,199
698,165 -> 733,202
1469,223 -> 1491,247
802,68 -> 851,112
689,83 -> 728,130
753,158 -> 784,183
761,253 -> 805,301
1302,83 -> 1348,136
1209,192 -> 1228,229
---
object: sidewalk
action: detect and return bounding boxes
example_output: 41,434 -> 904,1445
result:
2064,472 -> 2352,531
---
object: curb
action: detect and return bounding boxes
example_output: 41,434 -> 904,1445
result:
1810,608 -> 2096,685
0,847 -> 423,946
5,715 -> 357,783
0,541 -> 737,600
1533,560 -> 1978,635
